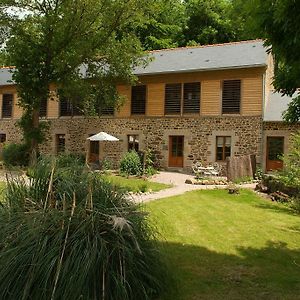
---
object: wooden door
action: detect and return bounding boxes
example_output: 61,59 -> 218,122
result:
89,141 -> 99,163
266,137 -> 284,171
169,136 -> 184,167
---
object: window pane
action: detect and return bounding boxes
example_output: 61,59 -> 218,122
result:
56,134 -> 65,154
268,137 -> 284,160
131,85 -> 146,115
216,148 -> 223,161
0,134 -> 6,143
225,137 -> 231,146
128,135 -> 139,152
165,83 -> 181,114
217,137 -> 224,147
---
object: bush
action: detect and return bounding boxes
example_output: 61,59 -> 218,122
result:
143,149 -> 158,176
2,143 -> 29,166
279,131 -> 300,189
0,158 -> 166,300
120,151 -> 142,176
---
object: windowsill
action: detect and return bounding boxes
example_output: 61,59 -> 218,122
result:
130,114 -> 146,117
1,117 -> 12,119
221,113 -> 241,116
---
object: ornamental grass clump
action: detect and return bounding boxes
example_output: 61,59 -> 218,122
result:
0,157 -> 166,300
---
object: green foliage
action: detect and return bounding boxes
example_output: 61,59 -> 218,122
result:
279,132 -> 300,189
0,157 -> 166,300
120,151 -> 142,176
255,167 -> 263,180
101,157 -> 113,171
1,0 -> 151,161
247,0 -> 300,122
2,143 -> 29,166
144,148 -> 158,176
183,0 -> 242,45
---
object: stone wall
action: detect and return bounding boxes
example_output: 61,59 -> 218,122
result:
38,116 -> 263,170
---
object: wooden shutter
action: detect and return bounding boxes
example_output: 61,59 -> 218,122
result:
165,83 -> 181,114
131,85 -> 146,115
60,97 -> 72,116
101,106 -> 114,116
222,80 -> 241,114
183,82 -> 200,113
39,98 -> 47,117
2,94 -> 13,118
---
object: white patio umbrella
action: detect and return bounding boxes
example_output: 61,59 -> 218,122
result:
87,132 -> 119,142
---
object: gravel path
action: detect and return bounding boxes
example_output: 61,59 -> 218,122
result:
131,171 -> 257,203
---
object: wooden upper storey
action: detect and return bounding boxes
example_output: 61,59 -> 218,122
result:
0,66 -> 266,120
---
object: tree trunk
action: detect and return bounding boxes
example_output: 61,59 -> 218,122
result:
29,108 -> 40,166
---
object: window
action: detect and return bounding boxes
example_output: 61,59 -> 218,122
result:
216,136 -> 231,161
56,134 -> 66,154
183,82 -> 200,113
165,83 -> 181,114
100,106 -> 114,116
0,134 -> 6,143
131,85 -> 146,115
222,80 -> 241,114
165,82 -> 200,115
2,94 -> 13,118
39,98 -> 47,117
128,135 -> 139,152
59,96 -> 82,117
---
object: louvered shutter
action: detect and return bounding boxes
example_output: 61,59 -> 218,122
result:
2,94 -> 13,118
165,83 -> 181,114
222,80 -> 241,114
131,85 -> 146,115
39,98 -> 47,117
183,82 -> 200,113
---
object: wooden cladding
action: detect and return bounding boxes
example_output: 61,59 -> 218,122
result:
165,82 -> 200,115
131,85 -> 146,115
222,80 -> 241,114
2,94 -> 13,118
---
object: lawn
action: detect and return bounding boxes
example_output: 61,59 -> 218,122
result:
146,189 -> 300,300
101,174 -> 171,193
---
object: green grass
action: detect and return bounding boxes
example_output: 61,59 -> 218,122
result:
102,174 -> 171,193
146,189 -> 300,300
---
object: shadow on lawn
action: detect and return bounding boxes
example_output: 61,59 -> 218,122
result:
158,240 -> 300,300
254,201 -> 297,216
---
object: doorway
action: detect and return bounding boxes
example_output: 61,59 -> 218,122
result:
266,136 -> 284,171
169,136 -> 184,167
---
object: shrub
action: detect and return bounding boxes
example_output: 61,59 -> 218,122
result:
0,158 -> 166,300
143,149 -> 158,176
279,131 -> 300,189
120,151 -> 142,176
101,157 -> 113,171
2,143 -> 29,166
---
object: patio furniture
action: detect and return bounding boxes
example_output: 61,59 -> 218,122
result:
192,162 -> 220,177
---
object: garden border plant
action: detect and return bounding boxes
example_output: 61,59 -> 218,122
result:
0,157 -> 167,300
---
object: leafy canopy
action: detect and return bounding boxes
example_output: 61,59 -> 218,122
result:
248,0 -> 300,122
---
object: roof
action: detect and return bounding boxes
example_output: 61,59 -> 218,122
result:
264,91 -> 297,121
0,67 -> 14,86
134,40 -> 268,76
0,40 -> 268,86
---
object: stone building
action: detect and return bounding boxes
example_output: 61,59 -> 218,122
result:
0,40 -> 299,171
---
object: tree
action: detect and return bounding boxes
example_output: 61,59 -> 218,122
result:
248,0 -> 300,122
182,0 -> 240,46
134,0 -> 185,50
1,0 -> 150,164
